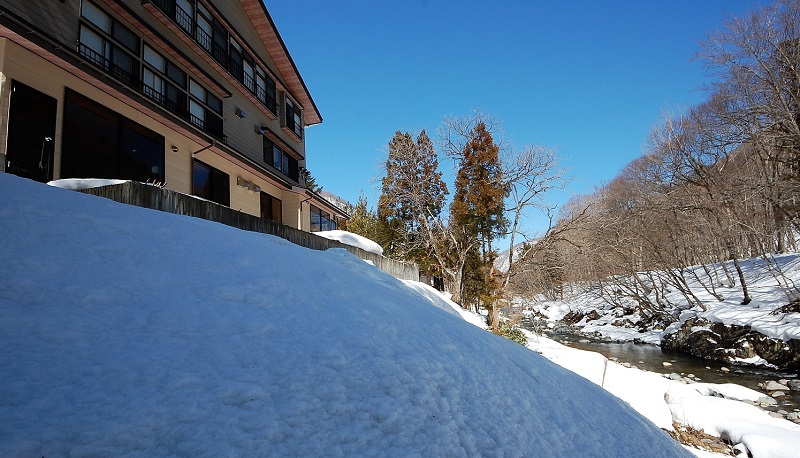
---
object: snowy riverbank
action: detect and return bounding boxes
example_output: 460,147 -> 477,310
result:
418,283 -> 800,457
514,255 -> 800,372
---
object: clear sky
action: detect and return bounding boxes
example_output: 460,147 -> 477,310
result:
266,0 -> 760,234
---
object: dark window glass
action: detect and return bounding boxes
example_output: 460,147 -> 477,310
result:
286,155 -> 298,182
192,160 -> 229,206
121,118 -> 165,181
229,46 -> 243,80
62,89 -> 164,183
260,192 -> 282,225
112,22 -> 139,53
211,17 -> 228,65
207,93 -> 222,114
266,77 -> 277,114
166,61 -> 186,86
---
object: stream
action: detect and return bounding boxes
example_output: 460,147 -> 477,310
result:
524,321 -> 800,415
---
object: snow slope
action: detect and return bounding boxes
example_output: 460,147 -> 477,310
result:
0,173 -> 689,457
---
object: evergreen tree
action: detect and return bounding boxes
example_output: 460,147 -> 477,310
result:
451,121 -> 507,257
346,192 -> 379,243
450,121 -> 507,324
377,130 -> 448,262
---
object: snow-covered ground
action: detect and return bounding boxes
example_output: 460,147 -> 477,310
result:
437,299 -> 800,457
0,173 -> 689,457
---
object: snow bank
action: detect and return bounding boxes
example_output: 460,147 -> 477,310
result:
521,329 -> 800,457
0,174 -> 689,457
47,178 -> 128,190
315,229 -> 384,255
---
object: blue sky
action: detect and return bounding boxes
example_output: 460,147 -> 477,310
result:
266,1 -> 759,233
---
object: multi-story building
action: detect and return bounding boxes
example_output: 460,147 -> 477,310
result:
0,0 -> 346,232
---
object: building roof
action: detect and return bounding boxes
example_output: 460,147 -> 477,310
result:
240,0 -> 322,126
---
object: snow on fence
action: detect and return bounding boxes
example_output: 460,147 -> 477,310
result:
77,181 -> 419,281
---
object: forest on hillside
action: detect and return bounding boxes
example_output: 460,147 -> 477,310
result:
509,0 -> 800,324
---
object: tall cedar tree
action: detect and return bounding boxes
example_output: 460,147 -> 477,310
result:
378,130 -> 448,266
451,121 -> 507,258
451,121 -> 507,322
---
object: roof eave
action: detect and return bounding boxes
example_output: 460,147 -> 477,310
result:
240,0 -> 322,126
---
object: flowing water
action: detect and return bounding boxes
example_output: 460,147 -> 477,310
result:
525,322 -> 800,414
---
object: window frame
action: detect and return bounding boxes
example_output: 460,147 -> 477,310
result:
192,159 -> 230,206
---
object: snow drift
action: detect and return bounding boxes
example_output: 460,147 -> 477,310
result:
0,173 -> 689,457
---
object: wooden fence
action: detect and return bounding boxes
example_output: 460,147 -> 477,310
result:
77,181 -> 419,281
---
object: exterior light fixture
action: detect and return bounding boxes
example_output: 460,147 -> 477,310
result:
235,107 -> 246,118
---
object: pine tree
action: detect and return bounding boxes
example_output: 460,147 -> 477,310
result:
451,121 -> 507,259
450,121 -> 507,324
377,130 -> 448,262
346,192 -> 379,242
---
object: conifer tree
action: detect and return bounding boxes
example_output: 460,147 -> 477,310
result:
450,121 -> 507,323
346,192 -> 379,243
377,130 -> 448,264
451,121 -> 507,257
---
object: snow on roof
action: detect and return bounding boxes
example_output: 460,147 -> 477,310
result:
0,173 -> 690,457
316,229 -> 384,256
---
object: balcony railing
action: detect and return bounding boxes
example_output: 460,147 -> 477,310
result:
195,26 -> 212,53
174,3 -> 193,35
79,43 -> 137,87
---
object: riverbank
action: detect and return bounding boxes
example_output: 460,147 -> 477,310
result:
520,329 -> 800,457
513,254 -> 800,372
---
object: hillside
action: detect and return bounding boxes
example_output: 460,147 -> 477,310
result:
0,174 -> 689,457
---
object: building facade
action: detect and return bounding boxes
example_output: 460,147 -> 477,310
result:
0,0 -> 346,231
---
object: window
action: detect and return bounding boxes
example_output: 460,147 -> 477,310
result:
284,96 -> 303,138
263,136 -> 299,182
141,45 -> 187,114
256,67 -> 278,115
175,0 -> 194,34
195,3 -> 213,52
188,79 -> 223,139
193,160 -> 230,206
310,205 -> 332,232
62,89 -> 164,183
260,192 -> 282,225
79,0 -> 139,85
228,39 -> 243,81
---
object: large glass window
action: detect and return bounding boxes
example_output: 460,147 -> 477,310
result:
62,89 -> 164,183
310,205 -> 332,232
192,160 -> 230,206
